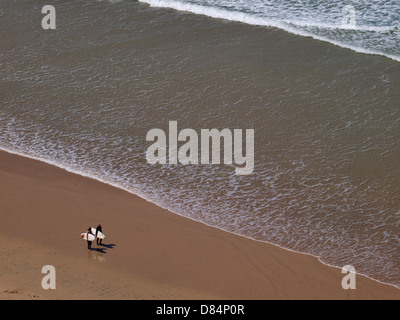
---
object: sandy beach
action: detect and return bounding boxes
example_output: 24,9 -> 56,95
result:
0,150 -> 398,300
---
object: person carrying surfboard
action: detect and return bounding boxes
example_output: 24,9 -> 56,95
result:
87,227 -> 94,250
95,224 -> 103,245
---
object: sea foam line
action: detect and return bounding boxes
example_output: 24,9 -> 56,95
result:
0,144 -> 398,291
138,0 -> 400,63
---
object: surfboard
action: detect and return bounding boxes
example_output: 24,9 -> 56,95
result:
81,233 -> 95,241
91,227 -> 106,240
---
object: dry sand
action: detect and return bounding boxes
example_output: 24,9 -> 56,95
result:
0,150 -> 398,300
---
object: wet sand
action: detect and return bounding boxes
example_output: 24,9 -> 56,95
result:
0,150 -> 399,300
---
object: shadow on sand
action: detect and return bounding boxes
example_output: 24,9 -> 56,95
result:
98,243 -> 116,250
89,243 -> 116,253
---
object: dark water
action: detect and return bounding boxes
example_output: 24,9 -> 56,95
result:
141,0 -> 400,62
1,0 -> 399,288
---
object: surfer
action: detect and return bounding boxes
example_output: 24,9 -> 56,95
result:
96,224 -> 103,245
87,227 -> 93,250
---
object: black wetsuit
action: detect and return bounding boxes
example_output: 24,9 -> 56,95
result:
96,226 -> 103,245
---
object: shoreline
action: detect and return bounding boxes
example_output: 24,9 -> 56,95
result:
0,149 -> 399,300
1,146 -> 398,292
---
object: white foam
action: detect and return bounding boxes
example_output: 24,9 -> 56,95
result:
287,20 -> 396,33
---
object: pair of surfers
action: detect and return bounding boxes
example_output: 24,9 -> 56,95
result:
87,224 -> 103,250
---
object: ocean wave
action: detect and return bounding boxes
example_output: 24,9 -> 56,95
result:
139,0 -> 400,63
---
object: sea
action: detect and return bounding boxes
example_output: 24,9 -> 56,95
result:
1,0 -> 399,289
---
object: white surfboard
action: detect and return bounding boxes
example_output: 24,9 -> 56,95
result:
91,227 -> 105,240
81,232 -> 95,241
